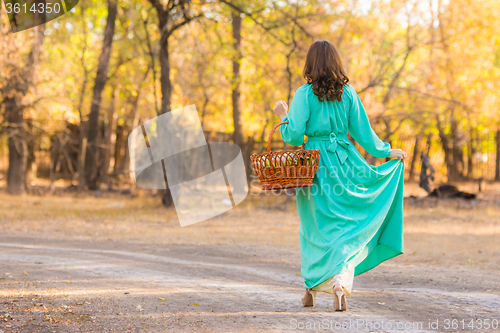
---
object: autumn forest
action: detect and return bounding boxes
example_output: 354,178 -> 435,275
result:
1,0 -> 500,195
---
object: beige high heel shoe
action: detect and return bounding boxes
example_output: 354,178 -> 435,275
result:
333,285 -> 347,311
302,289 -> 317,307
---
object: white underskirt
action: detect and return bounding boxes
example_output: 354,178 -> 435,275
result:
311,268 -> 354,296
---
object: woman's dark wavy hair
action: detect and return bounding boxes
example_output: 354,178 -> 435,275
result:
303,40 -> 349,102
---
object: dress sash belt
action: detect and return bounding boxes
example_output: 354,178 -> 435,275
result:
307,133 -> 351,164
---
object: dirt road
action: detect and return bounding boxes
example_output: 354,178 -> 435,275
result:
1,236 -> 499,333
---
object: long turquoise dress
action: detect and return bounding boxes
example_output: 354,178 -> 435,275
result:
280,83 -> 405,290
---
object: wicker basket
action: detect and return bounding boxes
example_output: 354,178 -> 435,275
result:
250,122 -> 321,190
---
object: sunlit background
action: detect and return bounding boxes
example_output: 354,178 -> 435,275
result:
1,0 -> 499,193
1,1 -> 500,331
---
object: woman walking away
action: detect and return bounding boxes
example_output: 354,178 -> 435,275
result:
272,40 -> 406,311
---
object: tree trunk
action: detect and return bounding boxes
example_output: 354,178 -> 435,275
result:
113,123 -> 125,173
49,137 -> 57,193
231,9 -> 244,147
450,117 -> 465,181
451,120 -> 464,180
146,1 -> 201,205
453,145 -> 464,179
77,72 -> 89,191
155,16 -> 175,205
408,134 -> 421,181
100,87 -> 117,185
6,97 -> 26,195
425,133 -> 432,155
84,0 -> 117,190
127,86 -> 143,192
5,26 -> 44,195
438,132 -> 453,181
77,0 -> 89,191
159,23 -> 171,114
467,128 -> 475,179
25,119 -> 37,185
437,112 -> 461,181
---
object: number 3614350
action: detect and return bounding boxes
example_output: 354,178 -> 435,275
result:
5,2 -> 62,14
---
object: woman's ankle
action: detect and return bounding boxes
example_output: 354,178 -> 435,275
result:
333,284 -> 344,293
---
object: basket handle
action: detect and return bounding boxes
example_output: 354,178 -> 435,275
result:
267,121 -> 305,153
